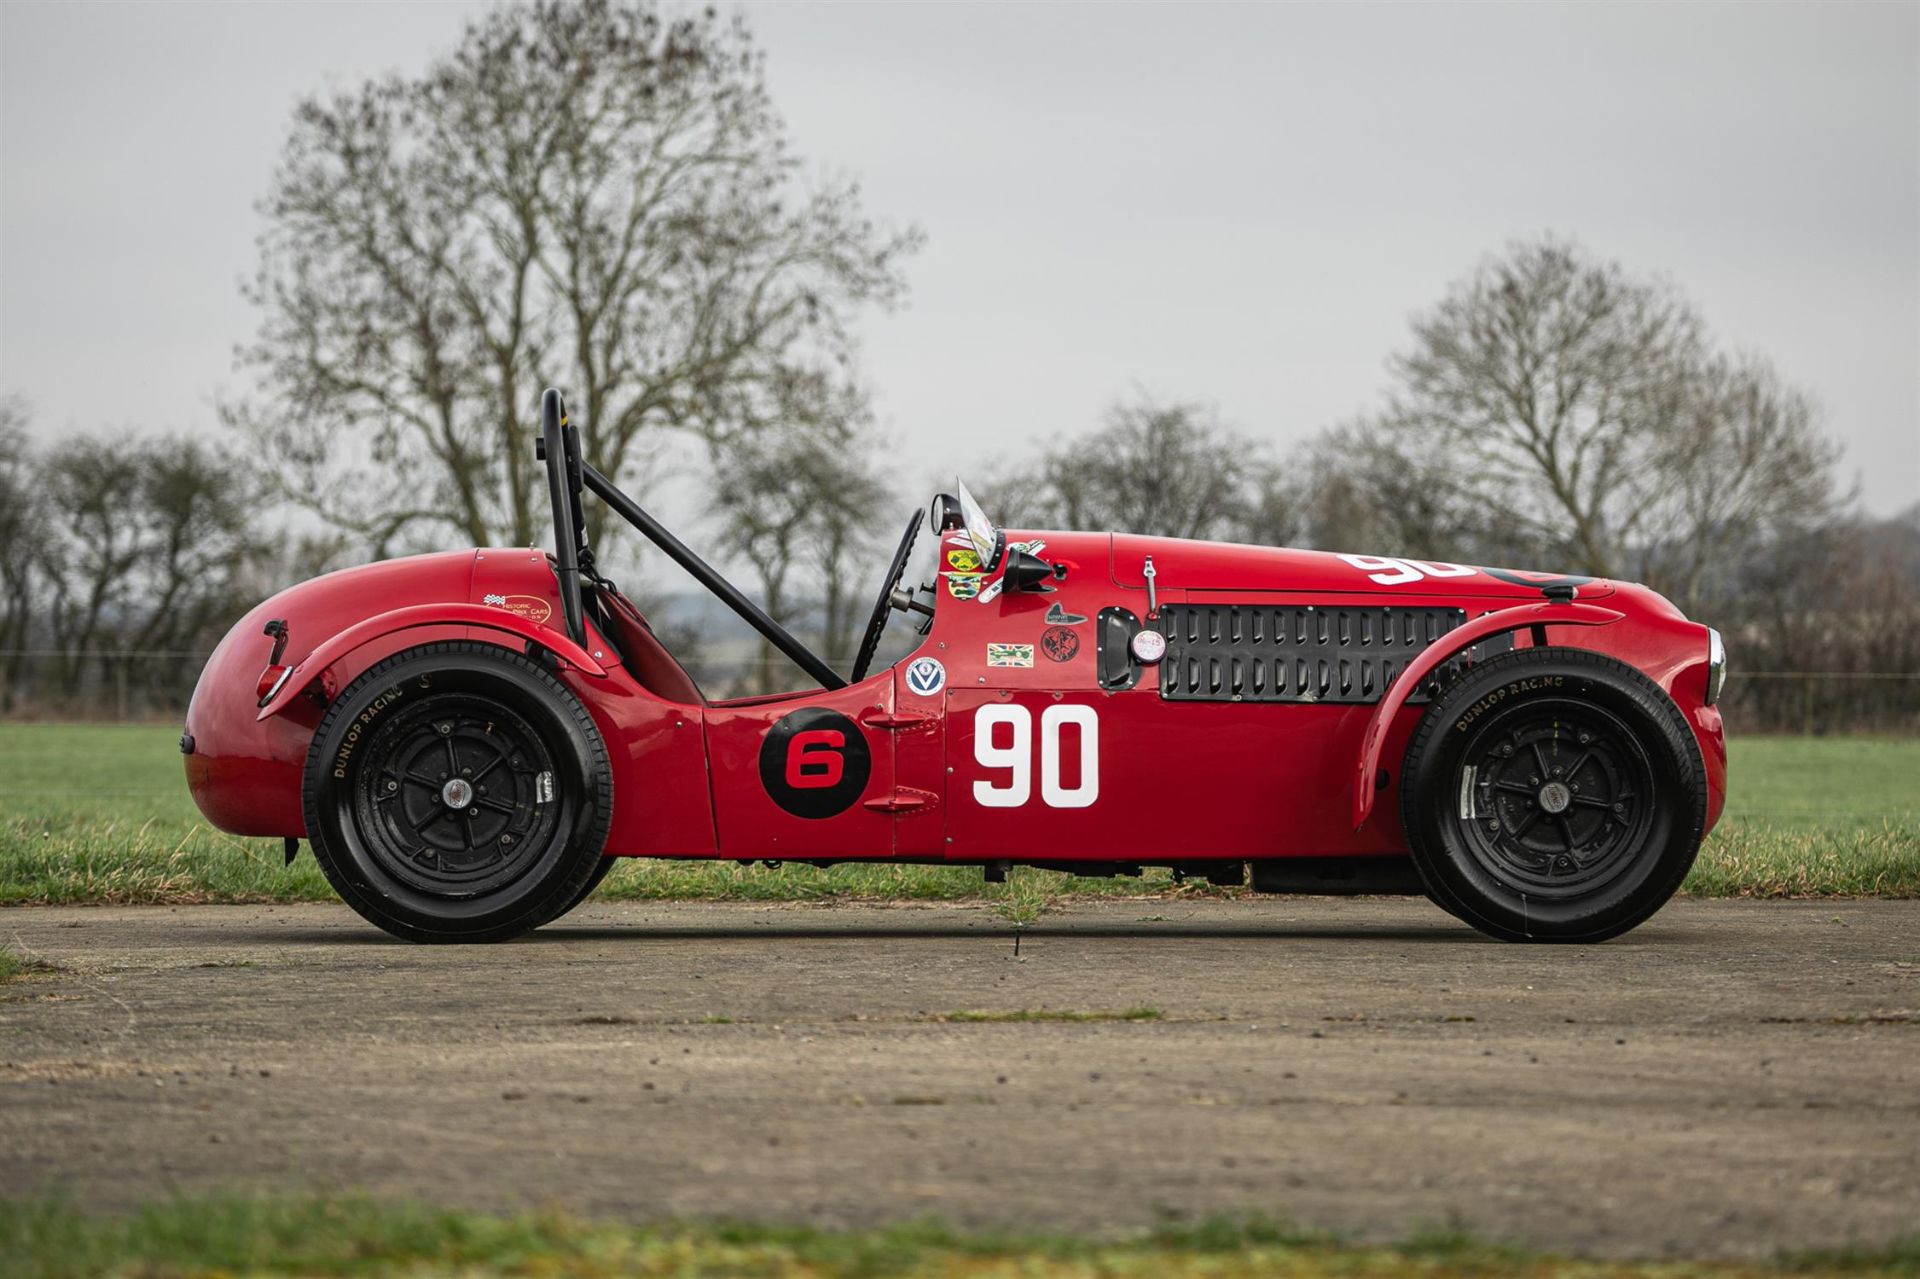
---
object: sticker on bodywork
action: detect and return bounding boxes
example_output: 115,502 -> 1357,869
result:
987,643 -> 1034,668
1044,602 -> 1086,626
946,548 -> 982,572
904,656 -> 946,696
1040,627 -> 1080,663
758,708 -> 871,820
945,573 -> 983,600
481,593 -> 554,624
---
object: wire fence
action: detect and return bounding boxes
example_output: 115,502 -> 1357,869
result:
0,650 -> 1916,735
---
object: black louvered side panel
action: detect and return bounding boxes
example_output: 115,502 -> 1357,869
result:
1157,605 -> 1476,704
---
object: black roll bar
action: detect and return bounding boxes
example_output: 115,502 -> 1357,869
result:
579,461 -> 848,691
539,389 -> 589,649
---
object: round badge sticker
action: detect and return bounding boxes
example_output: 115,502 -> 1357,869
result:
1130,629 -> 1167,664
758,708 -> 871,820
904,656 -> 946,696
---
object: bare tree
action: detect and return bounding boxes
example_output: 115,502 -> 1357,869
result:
1628,355 -> 1843,613
1289,419 -> 1488,562
1713,509 -> 1920,732
813,437 -> 891,665
1370,236 -> 1703,578
0,398 -> 43,710
231,0 -> 918,555
1317,236 -> 1845,608
37,441 -> 146,692
34,435 -> 265,699
991,395 -> 1292,543
707,373 -> 889,691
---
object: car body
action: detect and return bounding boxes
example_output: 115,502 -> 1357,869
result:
184,390 -> 1728,943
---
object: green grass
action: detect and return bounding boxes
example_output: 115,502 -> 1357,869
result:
0,724 -> 1913,906
1,1194 -> 1913,1279
1686,737 -> 1919,898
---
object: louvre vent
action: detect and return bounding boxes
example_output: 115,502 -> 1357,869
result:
1156,604 -> 1488,704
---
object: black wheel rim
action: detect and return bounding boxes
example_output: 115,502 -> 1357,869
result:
348,693 -> 562,897
1453,699 -> 1658,900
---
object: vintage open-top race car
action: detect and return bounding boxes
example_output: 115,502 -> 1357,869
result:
184,389 -> 1728,943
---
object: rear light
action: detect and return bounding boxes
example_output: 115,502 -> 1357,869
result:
257,665 -> 293,707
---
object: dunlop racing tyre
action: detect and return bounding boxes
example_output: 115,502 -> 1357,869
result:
1400,647 -> 1706,943
303,641 -> 612,943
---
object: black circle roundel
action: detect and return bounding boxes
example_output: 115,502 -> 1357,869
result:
758,707 -> 871,820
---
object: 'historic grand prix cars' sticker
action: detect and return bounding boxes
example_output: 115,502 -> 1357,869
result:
480,593 -> 554,623
904,656 -> 946,696
986,643 -> 1034,668
758,708 -> 871,820
1040,627 -> 1080,662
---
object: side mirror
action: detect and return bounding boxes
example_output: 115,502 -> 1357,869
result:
929,493 -> 965,533
1001,547 -> 1065,593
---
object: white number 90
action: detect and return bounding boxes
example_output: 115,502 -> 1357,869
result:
973,704 -> 1098,809
1336,553 -> 1475,586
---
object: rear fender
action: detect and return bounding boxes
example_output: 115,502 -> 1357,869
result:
1351,600 -> 1624,830
256,603 -> 609,722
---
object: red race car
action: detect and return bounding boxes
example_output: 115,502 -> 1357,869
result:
184,390 -> 1728,944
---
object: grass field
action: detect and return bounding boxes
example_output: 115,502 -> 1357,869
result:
2,1195 -> 1914,1279
0,724 -> 1913,907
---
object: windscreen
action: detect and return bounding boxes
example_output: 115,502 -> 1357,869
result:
955,478 -> 1002,572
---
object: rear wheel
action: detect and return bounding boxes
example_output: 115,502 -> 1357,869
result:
1399,647 -> 1706,942
303,641 -> 612,943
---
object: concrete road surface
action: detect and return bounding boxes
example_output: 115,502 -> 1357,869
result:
2,897 -> 1916,1259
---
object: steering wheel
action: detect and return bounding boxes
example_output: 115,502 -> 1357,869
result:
848,511 -> 924,683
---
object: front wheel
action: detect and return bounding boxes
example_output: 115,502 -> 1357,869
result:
302,641 -> 613,943
1399,647 -> 1707,943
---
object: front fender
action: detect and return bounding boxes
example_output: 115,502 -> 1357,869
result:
256,603 -> 609,722
1351,601 -> 1624,830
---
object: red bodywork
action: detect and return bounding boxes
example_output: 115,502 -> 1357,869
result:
184,534 -> 1726,865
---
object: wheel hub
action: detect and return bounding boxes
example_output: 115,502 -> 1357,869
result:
347,694 -> 562,896
1455,705 -> 1656,899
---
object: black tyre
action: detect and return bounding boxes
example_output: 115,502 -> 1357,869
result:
303,641 -> 613,943
1399,647 -> 1706,943
534,854 -> 617,927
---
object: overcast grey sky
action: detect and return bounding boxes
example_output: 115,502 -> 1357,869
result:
2,1 -> 1915,516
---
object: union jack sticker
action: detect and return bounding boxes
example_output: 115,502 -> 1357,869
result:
986,643 -> 1034,668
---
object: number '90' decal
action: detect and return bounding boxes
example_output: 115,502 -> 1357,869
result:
1336,553 -> 1475,585
973,704 -> 1098,809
